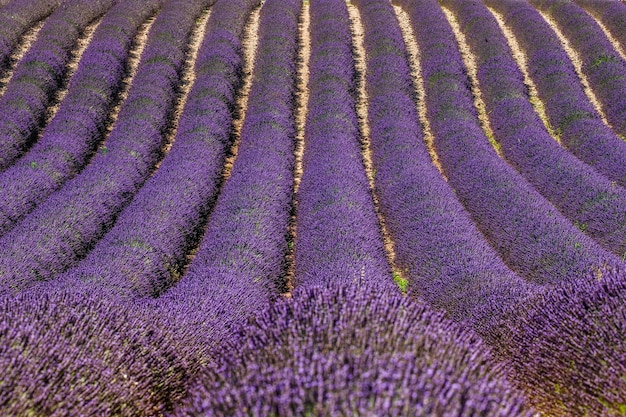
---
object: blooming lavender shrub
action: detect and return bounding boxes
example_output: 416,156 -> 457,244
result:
443,0 -> 626,258
484,0 -> 626,187
575,0 -> 626,54
392,0 -> 618,284
0,0 -> 163,237
294,0 -> 391,287
0,287 -> 189,416
0,0 -> 115,170
173,283 -> 534,417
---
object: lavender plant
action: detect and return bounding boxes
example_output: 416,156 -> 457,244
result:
575,0 -> 626,54
294,0 -> 391,288
0,0 -> 115,170
0,0 -> 213,294
392,0 -> 617,284
0,0 -> 163,237
443,0 -> 626,258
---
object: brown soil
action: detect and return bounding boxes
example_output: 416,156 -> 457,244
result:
393,6 -> 447,180
488,7 -> 561,144
347,2 -> 406,289
284,0 -> 311,298
442,6 -> 504,157
0,20 -> 46,96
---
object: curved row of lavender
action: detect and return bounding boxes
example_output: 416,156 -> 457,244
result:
293,0 -> 390,288
0,0 -> 163,237
0,0 -> 58,73
485,0 -> 626,189
443,0 -> 626,258
62,0 -> 278,299
351,0 -> 533,336
0,0 -> 214,294
392,0 -> 616,284
0,0 -> 115,171
576,0 -> 626,54
531,0 -> 626,140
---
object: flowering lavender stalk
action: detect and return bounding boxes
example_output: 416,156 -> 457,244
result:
0,0 -> 163,237
531,0 -> 626,139
392,0 -> 617,284
174,283 -> 534,416
0,287 -> 190,416
61,0 -> 267,298
294,0 -> 391,288
0,0 -> 59,73
575,0 -> 626,53
0,0 -> 213,294
444,0 -> 626,258
485,0 -> 626,188
0,0 -> 115,170
351,0 -> 533,334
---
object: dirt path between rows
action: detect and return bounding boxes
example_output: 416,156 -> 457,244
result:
0,20 -> 46,96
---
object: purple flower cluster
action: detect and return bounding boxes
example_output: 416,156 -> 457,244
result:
485,0 -> 626,187
174,283 -> 534,416
531,0 -> 626,139
393,0 -> 617,284
0,0 -> 58,73
443,0 -> 626,258
0,0 -> 163,237
0,0 -> 115,170
0,0 -> 214,294
352,0 -> 533,335
494,262 -> 626,416
0,287 -> 189,416
294,0 -> 391,288
62,0 -> 273,299
576,0 -> 626,54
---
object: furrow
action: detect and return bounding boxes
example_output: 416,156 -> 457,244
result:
0,20 -> 45,96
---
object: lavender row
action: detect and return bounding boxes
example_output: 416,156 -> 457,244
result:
443,0 -> 626,258
293,0 -> 391,288
485,0 -> 626,188
0,0 -> 115,171
0,0 -> 163,238
0,0 -> 59,73
576,0 -> 626,54
351,0 -> 532,334
176,282 -> 534,416
62,0 -> 281,299
0,0 -> 213,294
531,0 -> 626,139
393,0 -> 617,284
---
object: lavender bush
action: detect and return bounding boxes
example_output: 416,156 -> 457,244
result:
392,0 -> 617,284
0,0 -> 163,237
0,0 -> 115,170
444,0 -> 626,258
576,0 -> 626,54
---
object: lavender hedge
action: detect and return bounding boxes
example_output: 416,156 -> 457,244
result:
0,0 -> 163,237
0,0 -> 59,74
0,0 -> 115,170
531,0 -> 626,139
493,262 -> 626,416
392,0 -> 617,284
0,0 -> 213,294
63,0 -> 290,299
576,0 -> 626,55
484,0 -> 626,188
443,0 -> 626,259
174,283 -> 534,416
351,0 -> 533,335
0,287 -> 189,416
294,0 -> 391,288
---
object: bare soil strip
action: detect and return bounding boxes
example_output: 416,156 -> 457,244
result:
153,7 -> 213,171
536,9 -> 614,131
0,20 -> 46,96
442,6 -> 503,157
393,6 -> 447,180
183,5 -> 262,271
347,3 -> 406,289
284,1 -> 310,298
488,7 -> 561,144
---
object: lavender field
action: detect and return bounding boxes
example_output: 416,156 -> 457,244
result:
1,0 -> 625,415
